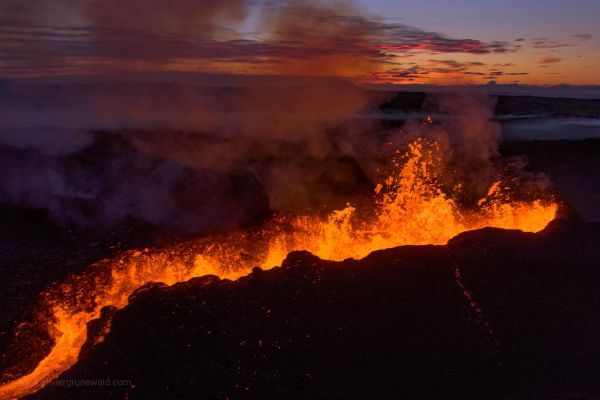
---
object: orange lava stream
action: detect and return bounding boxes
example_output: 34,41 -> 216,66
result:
0,139 -> 557,399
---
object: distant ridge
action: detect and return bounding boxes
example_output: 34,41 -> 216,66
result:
5,71 -> 600,99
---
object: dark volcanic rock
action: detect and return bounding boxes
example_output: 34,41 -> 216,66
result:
28,221 -> 600,400
381,93 -> 600,119
501,139 -> 600,222
0,211 -> 155,384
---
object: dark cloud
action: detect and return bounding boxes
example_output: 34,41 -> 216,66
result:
531,35 -> 593,49
0,0 -> 518,78
369,65 -> 427,82
366,58 -> 492,83
538,56 -> 563,65
572,33 -> 593,42
429,59 -> 486,69
532,38 -> 574,49
482,69 -> 529,80
380,35 -> 514,55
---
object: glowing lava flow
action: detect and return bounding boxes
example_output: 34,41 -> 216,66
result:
0,139 -> 557,399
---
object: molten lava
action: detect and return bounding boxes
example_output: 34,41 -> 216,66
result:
0,138 -> 557,399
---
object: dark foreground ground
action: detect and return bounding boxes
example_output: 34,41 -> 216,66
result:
0,92 -> 599,399
0,138 -> 598,399
23,216 -> 600,400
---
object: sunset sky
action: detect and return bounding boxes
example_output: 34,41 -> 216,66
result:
365,0 -> 600,85
1,0 -> 598,86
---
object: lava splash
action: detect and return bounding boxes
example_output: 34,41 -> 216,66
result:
0,138 -> 557,399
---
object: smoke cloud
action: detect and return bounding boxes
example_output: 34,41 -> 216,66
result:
425,94 -> 503,200
397,93 -> 550,205
0,1 -> 541,233
0,78 -> 388,232
2,81 -> 549,232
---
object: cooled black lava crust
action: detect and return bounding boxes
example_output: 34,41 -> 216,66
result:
27,218 -> 600,400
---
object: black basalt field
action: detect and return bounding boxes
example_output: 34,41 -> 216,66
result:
26,217 -> 600,400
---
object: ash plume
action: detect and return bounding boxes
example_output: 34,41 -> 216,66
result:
425,94 -> 503,200
399,93 -> 550,205
0,77 -> 390,233
0,1 -> 540,233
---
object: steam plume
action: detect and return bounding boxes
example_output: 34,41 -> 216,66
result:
0,1 -> 536,232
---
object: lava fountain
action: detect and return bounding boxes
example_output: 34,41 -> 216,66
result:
0,137 -> 557,399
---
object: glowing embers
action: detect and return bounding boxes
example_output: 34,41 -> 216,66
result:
0,137 -> 557,399
211,138 -> 556,264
